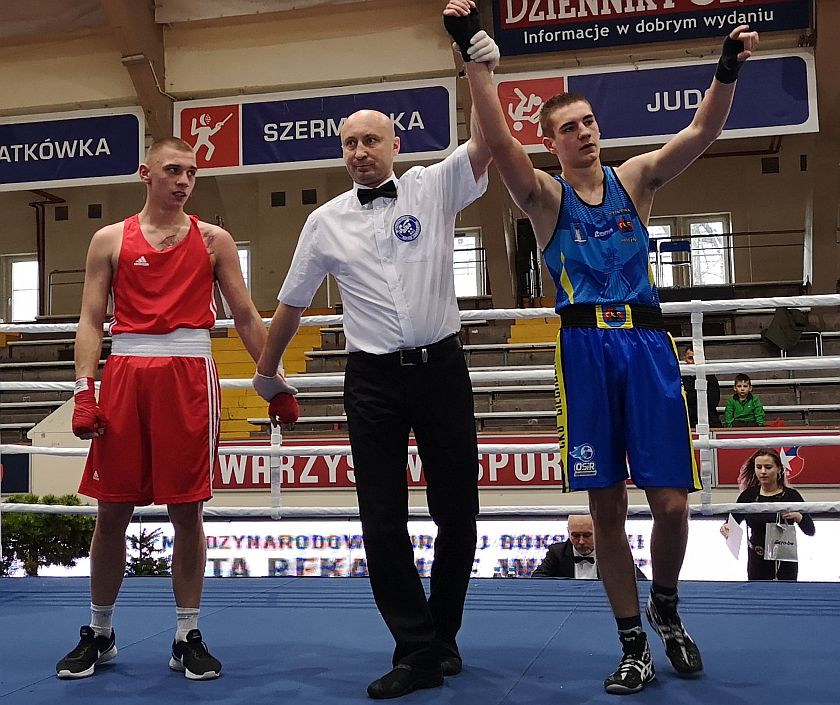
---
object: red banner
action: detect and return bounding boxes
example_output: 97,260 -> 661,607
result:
215,431 -> 840,491
215,435 -> 564,490
713,430 -> 840,487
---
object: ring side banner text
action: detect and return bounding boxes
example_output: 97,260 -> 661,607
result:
173,52 -> 816,179
492,0 -> 811,55
17,519 -> 837,582
209,432 -> 834,491
1,432 -> 829,494
496,51 -> 817,151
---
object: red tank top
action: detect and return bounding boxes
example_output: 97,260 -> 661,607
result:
110,214 -> 216,334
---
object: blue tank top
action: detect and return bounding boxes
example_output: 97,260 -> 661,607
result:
543,166 -> 659,313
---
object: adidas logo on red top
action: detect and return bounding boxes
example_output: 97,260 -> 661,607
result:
133,256 -> 150,267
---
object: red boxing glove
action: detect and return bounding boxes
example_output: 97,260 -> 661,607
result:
269,393 -> 299,426
72,377 -> 106,439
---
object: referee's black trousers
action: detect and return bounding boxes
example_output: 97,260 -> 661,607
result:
344,335 -> 479,669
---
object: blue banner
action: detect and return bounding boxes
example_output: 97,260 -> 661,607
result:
493,0 -> 811,56
0,453 -> 30,494
243,87 -> 451,166
174,79 -> 456,175
569,56 -> 811,142
0,110 -> 143,191
496,52 -> 817,152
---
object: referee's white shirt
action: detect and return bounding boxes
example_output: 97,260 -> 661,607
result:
278,143 -> 488,354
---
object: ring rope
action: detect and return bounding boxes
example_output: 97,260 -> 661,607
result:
2,293 -> 840,334
5,351 -> 840,396
0,501 -> 836,518
4,435 -> 840,459
2,296 -> 839,532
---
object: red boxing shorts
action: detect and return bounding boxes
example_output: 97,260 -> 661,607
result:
79,331 -> 220,505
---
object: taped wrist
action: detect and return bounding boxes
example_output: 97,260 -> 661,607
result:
443,9 -> 482,62
715,36 -> 745,84
74,377 -> 95,398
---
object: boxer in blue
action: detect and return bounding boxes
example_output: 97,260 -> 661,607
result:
445,0 -> 758,694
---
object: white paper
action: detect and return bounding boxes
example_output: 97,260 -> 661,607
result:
725,514 -> 743,559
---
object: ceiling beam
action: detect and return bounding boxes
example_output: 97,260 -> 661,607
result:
101,0 -> 172,140
156,0 -> 371,24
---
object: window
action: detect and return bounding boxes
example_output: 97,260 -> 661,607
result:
236,242 -> 251,292
216,244 -> 251,318
648,214 -> 732,287
687,216 -> 731,286
453,228 -> 486,298
3,256 -> 39,322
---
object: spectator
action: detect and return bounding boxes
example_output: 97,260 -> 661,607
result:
532,515 -> 646,580
681,346 -> 721,428
724,373 -> 765,427
720,448 -> 814,580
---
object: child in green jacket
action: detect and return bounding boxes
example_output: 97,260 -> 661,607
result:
724,373 -> 766,427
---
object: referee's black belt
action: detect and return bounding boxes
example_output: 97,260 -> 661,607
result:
558,304 -> 664,330
351,333 -> 460,366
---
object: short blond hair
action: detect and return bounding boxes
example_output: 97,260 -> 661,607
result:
144,137 -> 194,163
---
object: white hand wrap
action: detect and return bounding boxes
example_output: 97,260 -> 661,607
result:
467,30 -> 500,73
252,372 -> 298,401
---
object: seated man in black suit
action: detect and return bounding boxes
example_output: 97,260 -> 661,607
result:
532,514 -> 646,580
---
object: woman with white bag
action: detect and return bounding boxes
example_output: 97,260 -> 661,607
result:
720,448 -> 815,580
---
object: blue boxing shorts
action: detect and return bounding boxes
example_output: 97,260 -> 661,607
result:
554,305 -> 700,492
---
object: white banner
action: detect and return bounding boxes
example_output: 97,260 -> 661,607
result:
19,518 -> 836,582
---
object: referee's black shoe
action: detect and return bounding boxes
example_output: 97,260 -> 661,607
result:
367,663 -> 444,699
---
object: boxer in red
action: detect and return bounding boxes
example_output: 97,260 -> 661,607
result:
55,137 -> 297,681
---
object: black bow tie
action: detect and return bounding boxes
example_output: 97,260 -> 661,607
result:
574,555 -> 595,564
357,180 -> 397,205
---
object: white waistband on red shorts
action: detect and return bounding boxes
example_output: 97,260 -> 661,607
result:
110,329 -> 212,357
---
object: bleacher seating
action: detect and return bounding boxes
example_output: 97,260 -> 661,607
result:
2,296 -> 840,442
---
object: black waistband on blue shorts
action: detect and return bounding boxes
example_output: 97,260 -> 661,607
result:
558,304 -> 664,330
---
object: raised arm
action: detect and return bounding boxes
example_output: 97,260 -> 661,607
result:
620,25 -> 759,194
466,101 -> 492,183
444,1 -> 560,245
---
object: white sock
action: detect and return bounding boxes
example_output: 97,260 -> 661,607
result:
90,602 -> 115,638
175,607 -> 200,643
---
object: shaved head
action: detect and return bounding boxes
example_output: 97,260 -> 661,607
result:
341,110 -> 395,142
567,514 -> 595,555
340,110 -> 400,187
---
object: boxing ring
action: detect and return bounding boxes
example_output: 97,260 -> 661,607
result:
1,578 -> 838,704
2,294 -> 840,704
